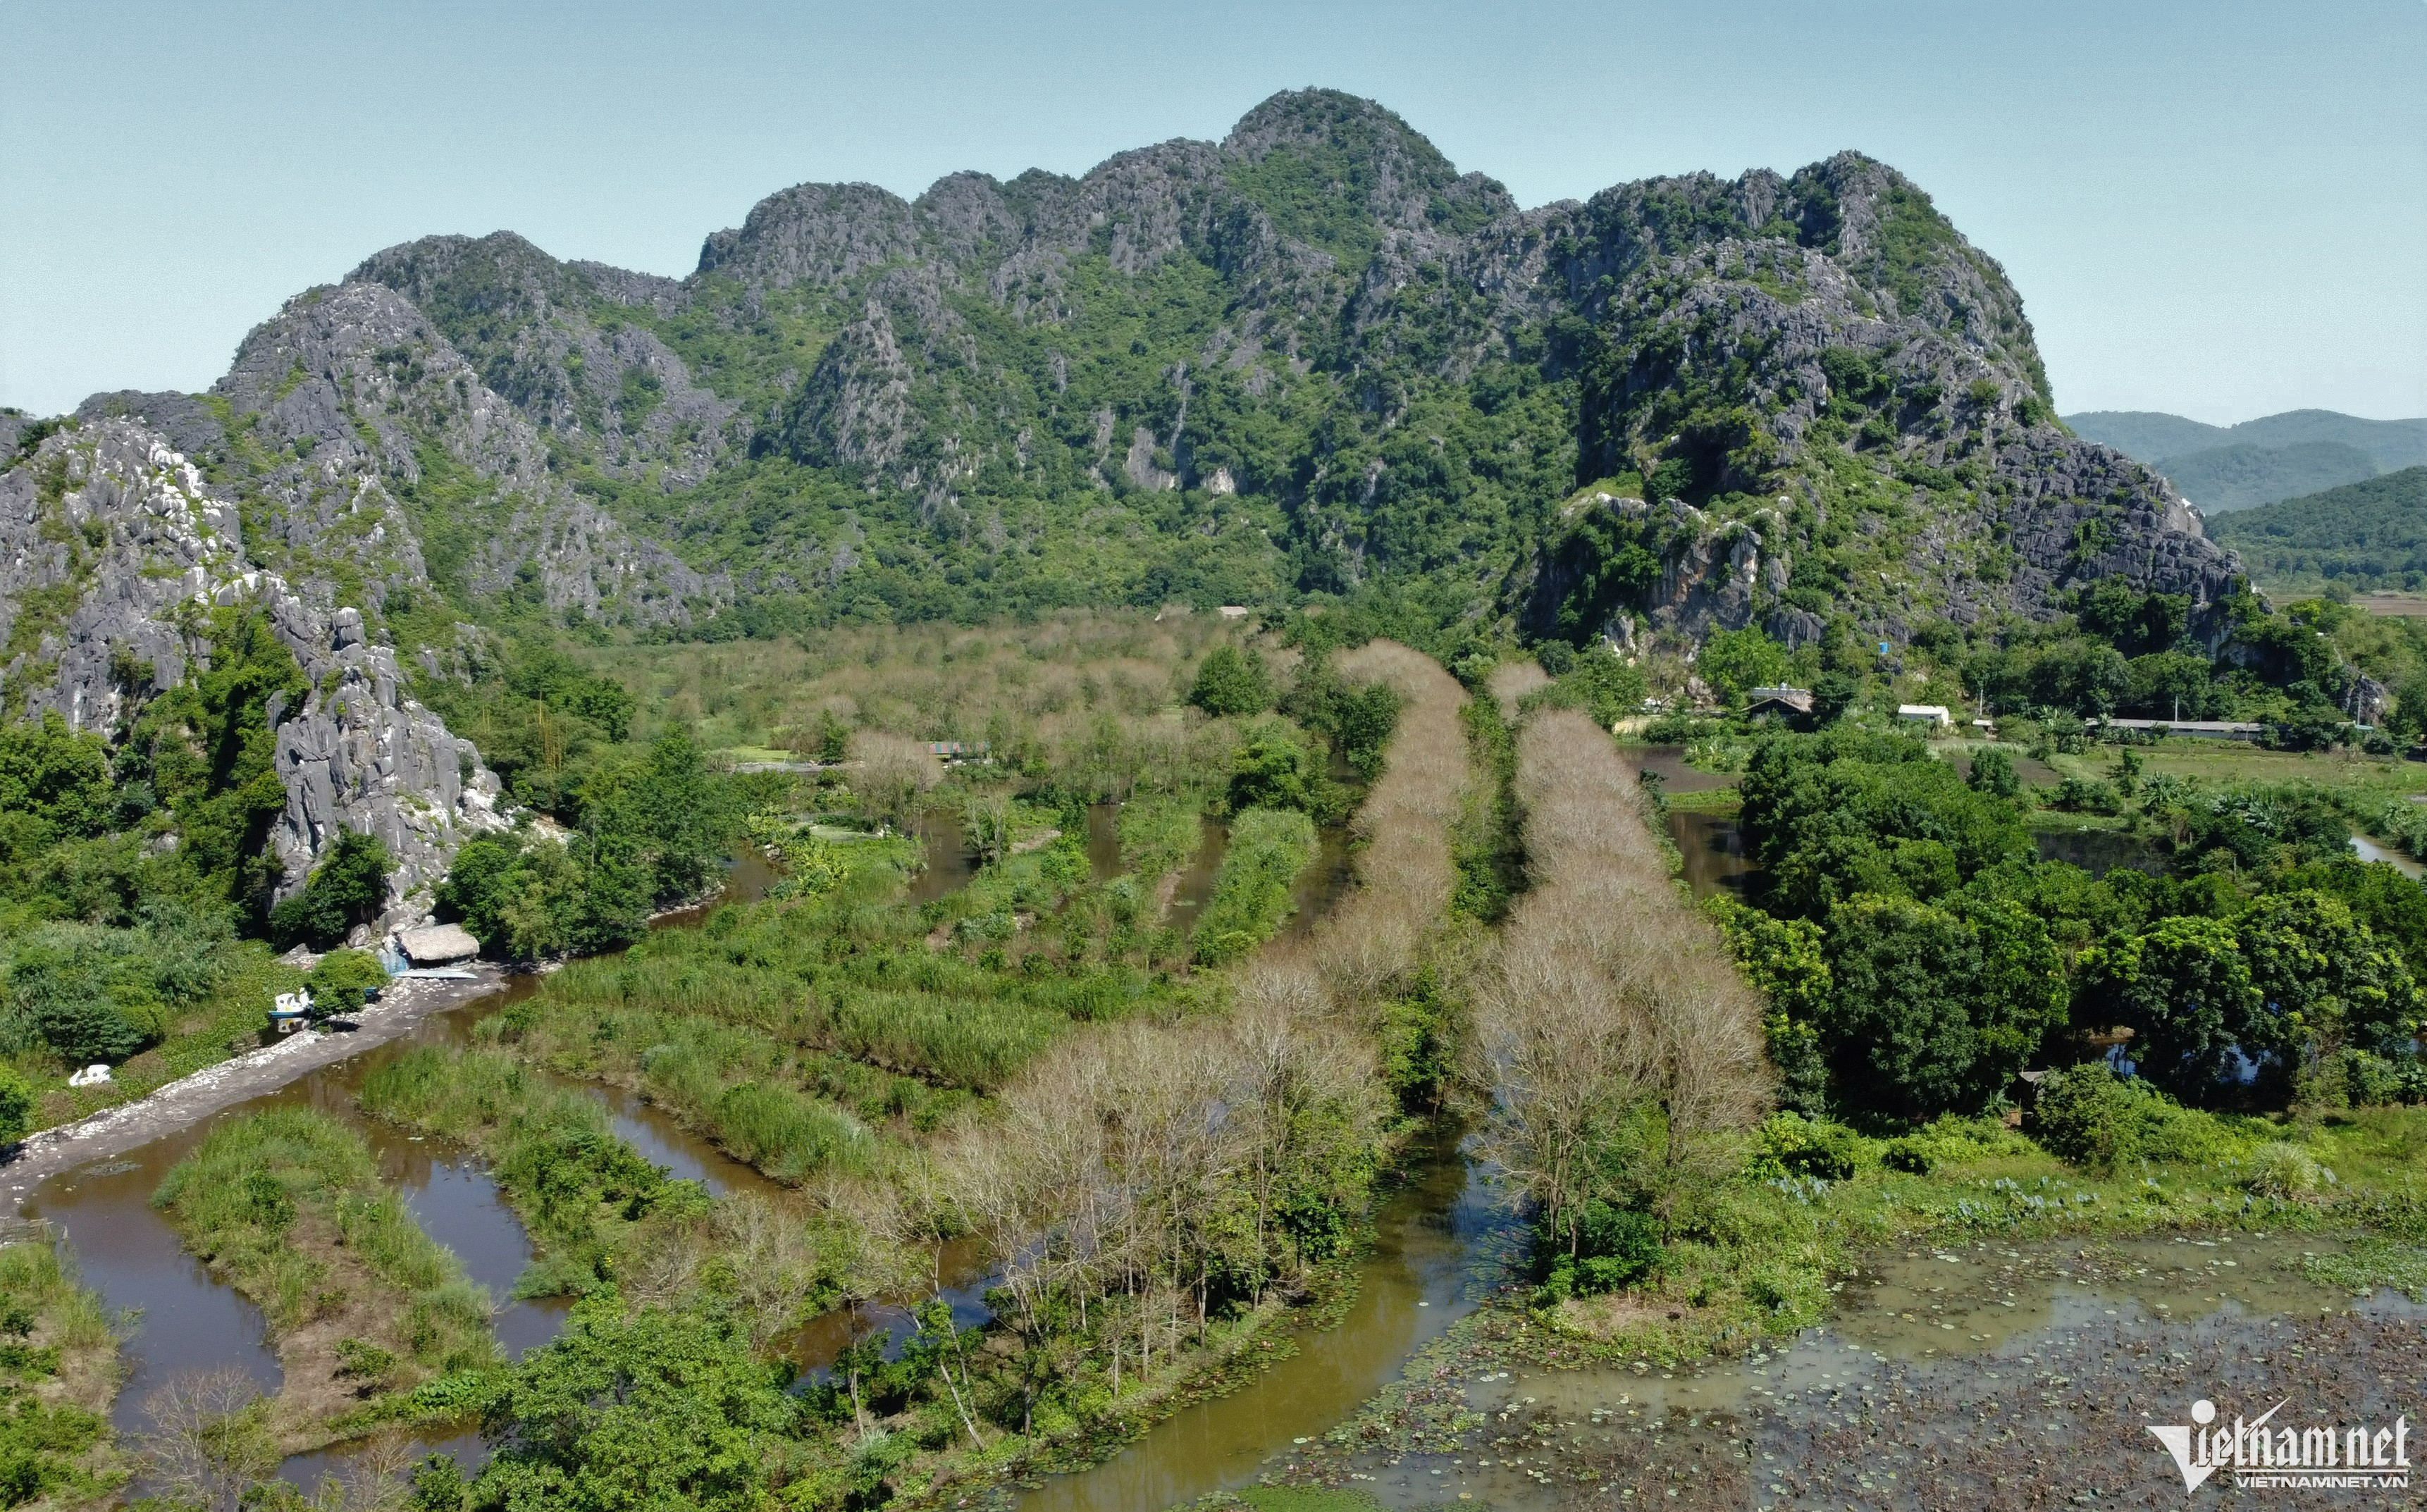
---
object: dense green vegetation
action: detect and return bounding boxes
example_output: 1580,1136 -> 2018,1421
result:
2210,466 -> 2427,593
0,607 -> 323,1104
359,1048 -> 714,1299
1192,807 -> 1318,965
1710,724 -> 2426,1129
296,627 -> 1442,1508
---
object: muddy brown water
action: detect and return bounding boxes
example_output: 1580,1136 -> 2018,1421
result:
1279,824 -> 1355,941
908,805 -> 979,904
1164,818 -> 1228,920
1015,1129 -> 1500,1512
29,860 -> 786,1483
43,807 -> 1371,1498
1085,803 -> 1122,882
1626,745 -> 1737,795
1667,811 -> 1755,901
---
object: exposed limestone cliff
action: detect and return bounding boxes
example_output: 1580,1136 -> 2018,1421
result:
0,419 -> 503,924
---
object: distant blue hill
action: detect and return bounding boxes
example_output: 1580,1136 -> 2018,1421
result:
2063,409 -> 2427,513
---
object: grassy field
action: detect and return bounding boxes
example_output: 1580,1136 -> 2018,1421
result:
1524,1099 -> 2427,1363
356,1049 -> 718,1303
30,943 -> 303,1134
2032,737 -> 2427,805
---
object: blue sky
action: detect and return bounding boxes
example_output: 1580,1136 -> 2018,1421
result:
3,0 -> 2421,423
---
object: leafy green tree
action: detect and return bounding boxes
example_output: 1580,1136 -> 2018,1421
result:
2023,1062 -> 2207,1170
1704,897 -> 1829,1115
268,831 -> 393,948
1740,729 -> 2032,918
457,1303 -> 797,1512
0,1066 -> 35,1144
0,714 -> 113,842
128,605 -> 307,915
1552,649 -> 1650,727
304,948 -> 388,1015
1698,626 -> 1789,705
1817,892 -> 2061,1122
2079,915 -> 2264,1104
1810,671 -> 1860,724
436,831 -> 651,961
574,731 -> 737,908
2239,890 -> 2421,1063
1189,645 -> 1273,717
0,932 -> 159,1064
1967,748 -> 2019,798
1225,733 -> 1342,822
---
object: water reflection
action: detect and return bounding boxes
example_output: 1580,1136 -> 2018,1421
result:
908,806 -> 976,904
1665,811 -> 1754,900
1086,803 -> 1123,883
1624,745 -> 1736,795
32,1146 -> 284,1437
784,1236 -> 998,1378
2350,834 -> 2426,879
1165,819 -> 1228,919
1280,825 -> 1354,940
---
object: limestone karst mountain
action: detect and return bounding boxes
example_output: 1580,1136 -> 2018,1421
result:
1,87 -> 2245,905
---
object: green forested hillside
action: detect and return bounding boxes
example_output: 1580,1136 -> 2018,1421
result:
2209,466 -> 2427,592
2156,440 -> 2379,512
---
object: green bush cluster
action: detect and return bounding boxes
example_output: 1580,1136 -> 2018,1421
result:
1533,1199 -> 1665,1303
2022,1063 -> 2243,1172
268,831 -> 391,949
0,1244 -> 109,1507
1715,726 -> 2427,1124
362,1047 -> 708,1296
304,948 -> 387,1015
438,731 -> 741,960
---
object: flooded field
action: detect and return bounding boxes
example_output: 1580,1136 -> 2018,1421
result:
1626,745 -> 1736,795
23,861 -> 785,1488
1253,1232 -> 2427,1510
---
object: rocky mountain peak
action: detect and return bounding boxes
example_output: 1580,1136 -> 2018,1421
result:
695,180 -> 922,292
1221,87 -> 1514,236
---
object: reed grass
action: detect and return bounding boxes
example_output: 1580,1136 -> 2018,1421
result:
151,1108 -> 497,1376
359,1048 -> 706,1296
1193,807 -> 1319,965
1116,795 -> 1204,881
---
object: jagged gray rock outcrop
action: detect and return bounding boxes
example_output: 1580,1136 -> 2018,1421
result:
85,279 -> 729,630
0,419 -> 503,925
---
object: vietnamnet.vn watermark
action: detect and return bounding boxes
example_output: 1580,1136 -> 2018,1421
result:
2150,1397 -> 2409,1492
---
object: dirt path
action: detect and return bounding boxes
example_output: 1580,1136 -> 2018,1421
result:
0,967 -> 511,1213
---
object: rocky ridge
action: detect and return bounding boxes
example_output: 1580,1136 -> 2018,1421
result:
317,90 -> 2235,649
0,419 -> 504,924
11,89 -> 2259,746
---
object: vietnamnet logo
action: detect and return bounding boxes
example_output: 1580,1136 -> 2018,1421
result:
2149,1396 -> 2410,1492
